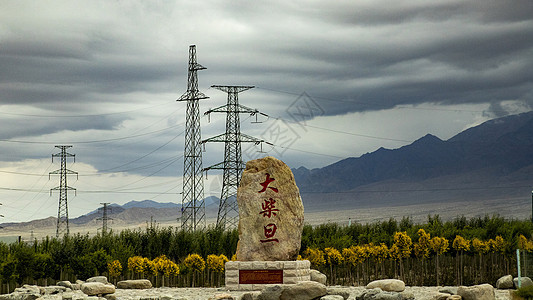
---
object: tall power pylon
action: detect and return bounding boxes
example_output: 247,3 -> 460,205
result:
97,202 -> 112,234
203,85 -> 265,230
49,145 -> 77,238
177,45 -> 209,231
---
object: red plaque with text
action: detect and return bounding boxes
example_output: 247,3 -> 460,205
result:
239,269 -> 283,284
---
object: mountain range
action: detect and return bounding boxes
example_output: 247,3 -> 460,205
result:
2,111 -> 533,234
295,111 -> 533,214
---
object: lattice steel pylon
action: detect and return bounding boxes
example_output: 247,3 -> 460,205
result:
203,85 -> 266,230
49,145 -> 77,238
97,202 -> 112,234
177,45 -> 209,231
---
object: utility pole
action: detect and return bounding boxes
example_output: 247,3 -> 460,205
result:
177,45 -> 209,232
97,203 -> 112,234
203,85 -> 266,230
49,145 -> 77,238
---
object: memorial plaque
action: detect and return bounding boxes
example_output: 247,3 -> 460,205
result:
239,269 -> 283,284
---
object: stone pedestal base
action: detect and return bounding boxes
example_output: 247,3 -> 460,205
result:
225,260 -> 311,291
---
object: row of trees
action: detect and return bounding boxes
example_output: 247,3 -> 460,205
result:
302,231 -> 533,286
0,215 -> 531,293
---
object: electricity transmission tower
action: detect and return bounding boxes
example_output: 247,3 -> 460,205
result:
203,85 -> 266,230
49,145 -> 77,238
177,45 -> 209,231
97,202 -> 112,234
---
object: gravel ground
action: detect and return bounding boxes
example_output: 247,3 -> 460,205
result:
110,285 -> 512,300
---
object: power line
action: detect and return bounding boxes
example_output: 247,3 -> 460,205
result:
0,123 -> 183,145
255,86 -> 488,113
0,101 -> 175,118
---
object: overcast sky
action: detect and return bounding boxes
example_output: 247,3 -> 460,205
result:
0,0 -> 532,224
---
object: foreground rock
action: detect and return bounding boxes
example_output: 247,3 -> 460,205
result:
80,282 -> 115,296
280,281 -> 327,300
457,284 -> 495,300
357,288 -> 403,300
496,275 -> 514,289
514,276 -> 533,288
0,285 -> 513,300
310,269 -> 327,285
236,156 -> 305,261
366,279 -> 406,292
117,279 -> 153,289
86,276 -> 109,284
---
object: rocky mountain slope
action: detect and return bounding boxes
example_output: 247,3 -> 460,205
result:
295,111 -> 533,213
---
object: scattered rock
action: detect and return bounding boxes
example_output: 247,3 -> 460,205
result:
311,269 -> 328,285
242,291 -> 261,300
117,279 -> 153,289
321,295 -> 344,300
400,290 -> 415,300
17,285 -> 41,294
447,295 -> 461,300
366,279 -> 406,292
209,293 -> 235,300
457,284 -> 495,300
41,285 -> 68,295
280,281 -> 327,300
57,280 -> 73,289
496,275 -> 514,289
433,292 -> 452,300
81,282 -> 116,296
104,294 -> 117,300
357,288 -> 402,300
439,287 -> 458,295
514,276 -> 533,288
327,287 -> 350,300
258,284 -> 283,300
86,276 -> 109,284
236,156 -> 305,261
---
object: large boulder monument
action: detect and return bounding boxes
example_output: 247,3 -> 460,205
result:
225,156 -> 310,290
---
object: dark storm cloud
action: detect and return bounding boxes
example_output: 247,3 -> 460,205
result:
203,0 -> 533,117
0,0 -> 532,170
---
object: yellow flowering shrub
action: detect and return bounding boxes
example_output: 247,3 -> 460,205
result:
374,243 -> 389,263
184,253 -> 205,273
393,232 -> 412,259
414,229 -> 431,258
342,245 -> 365,267
452,235 -> 470,252
472,238 -> 489,254
429,236 -> 449,255
207,254 -> 228,273
518,234 -> 533,252
108,260 -> 122,278
324,247 -> 343,266
493,236 -> 506,254
152,255 -> 179,277
128,256 -> 145,275
303,248 -> 326,267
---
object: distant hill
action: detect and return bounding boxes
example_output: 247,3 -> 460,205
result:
1,197 -> 220,230
294,111 -> 533,213
121,200 -> 179,209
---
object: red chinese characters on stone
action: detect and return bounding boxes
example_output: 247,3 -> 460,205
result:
258,173 -> 278,193
259,198 -> 279,218
259,173 -> 280,243
260,223 -> 279,243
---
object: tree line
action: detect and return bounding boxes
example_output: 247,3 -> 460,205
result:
0,215 -> 531,293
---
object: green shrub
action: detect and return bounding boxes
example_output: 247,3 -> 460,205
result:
515,285 -> 533,299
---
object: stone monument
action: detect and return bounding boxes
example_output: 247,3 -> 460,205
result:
225,156 -> 310,290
